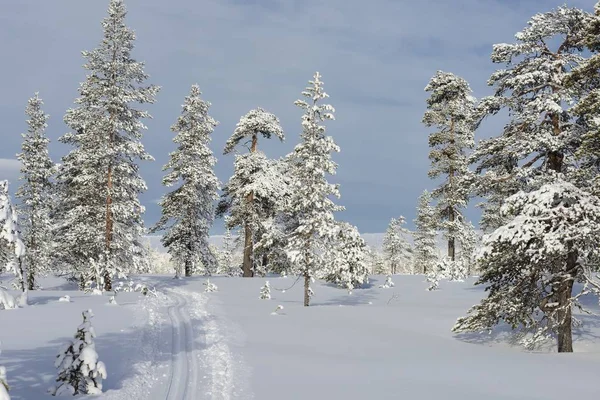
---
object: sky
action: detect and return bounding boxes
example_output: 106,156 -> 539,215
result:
0,0 -> 593,235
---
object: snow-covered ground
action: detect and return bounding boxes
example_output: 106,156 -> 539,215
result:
1,274 -> 599,399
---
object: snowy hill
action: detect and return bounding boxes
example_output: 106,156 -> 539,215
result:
0,274 -> 598,399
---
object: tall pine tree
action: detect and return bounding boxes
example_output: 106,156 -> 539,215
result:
283,72 -> 343,306
56,0 -> 159,290
152,85 -> 219,277
218,108 -> 284,277
423,71 -> 475,264
16,93 -> 55,290
455,6 -> 592,352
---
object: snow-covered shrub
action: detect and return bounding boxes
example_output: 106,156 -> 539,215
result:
50,309 -> 106,396
0,342 -> 9,400
379,276 -> 395,289
325,222 -> 370,291
0,180 -> 27,292
203,279 -> 218,293
426,257 -> 467,290
58,295 -> 71,303
0,289 -> 27,310
259,281 -> 271,299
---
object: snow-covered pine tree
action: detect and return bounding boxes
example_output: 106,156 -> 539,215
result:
283,72 -> 343,306
55,0 -> 159,291
565,3 -> 600,196
325,222 -> 370,291
259,280 -> 271,299
0,181 -> 26,292
216,225 -> 240,276
0,342 -> 9,400
423,71 -> 475,264
459,6 -> 591,353
16,93 -> 55,290
219,111 -> 285,277
453,182 -> 600,352
382,216 -> 413,274
151,85 -> 218,277
412,190 -> 439,274
51,309 -> 106,396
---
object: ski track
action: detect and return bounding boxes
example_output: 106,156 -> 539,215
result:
164,288 -> 238,400
165,291 -> 199,400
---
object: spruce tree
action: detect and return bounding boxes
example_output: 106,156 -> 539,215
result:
219,109 -> 284,277
56,0 -> 159,290
325,222 -> 370,291
382,216 -> 413,274
51,310 -> 106,396
151,85 -> 219,277
283,72 -> 343,306
423,71 -> 475,264
457,6 -> 591,352
412,190 -> 439,274
16,93 -> 55,290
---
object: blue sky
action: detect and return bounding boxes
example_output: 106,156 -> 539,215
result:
0,0 -> 592,235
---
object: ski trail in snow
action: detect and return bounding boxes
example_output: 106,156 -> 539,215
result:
165,291 -> 200,400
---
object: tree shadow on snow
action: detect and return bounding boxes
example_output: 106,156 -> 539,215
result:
312,289 -> 377,307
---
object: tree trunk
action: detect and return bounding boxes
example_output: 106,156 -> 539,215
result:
447,208 -> 455,262
104,153 -> 114,292
184,259 -> 193,277
27,270 -> 35,291
304,272 -> 310,307
556,250 -> 577,353
242,222 -> 254,277
447,118 -> 456,262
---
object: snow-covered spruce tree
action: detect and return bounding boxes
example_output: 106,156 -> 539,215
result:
55,0 -> 159,291
259,280 -> 271,299
423,71 -> 475,264
453,182 -> 600,352
16,93 -> 55,290
325,222 -> 370,291
151,85 -> 218,277
458,7 -> 591,352
283,72 -> 343,306
51,309 -> 106,396
218,111 -> 285,277
412,190 -> 439,274
216,225 -> 240,276
382,216 -> 413,274
0,181 -> 26,292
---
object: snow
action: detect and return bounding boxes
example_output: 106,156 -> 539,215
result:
1,274 -> 600,399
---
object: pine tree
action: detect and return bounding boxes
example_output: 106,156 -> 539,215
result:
325,222 -> 370,291
219,110 -> 285,278
55,0 -> 159,291
453,182 -> 600,352
259,281 -> 271,299
216,226 -> 240,276
16,93 -> 55,290
463,6 -> 591,353
283,72 -> 343,306
565,3 -> 600,194
0,181 -> 26,292
412,190 -> 439,274
423,71 -> 475,263
151,85 -> 218,277
382,216 -> 413,274
51,309 -> 106,396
